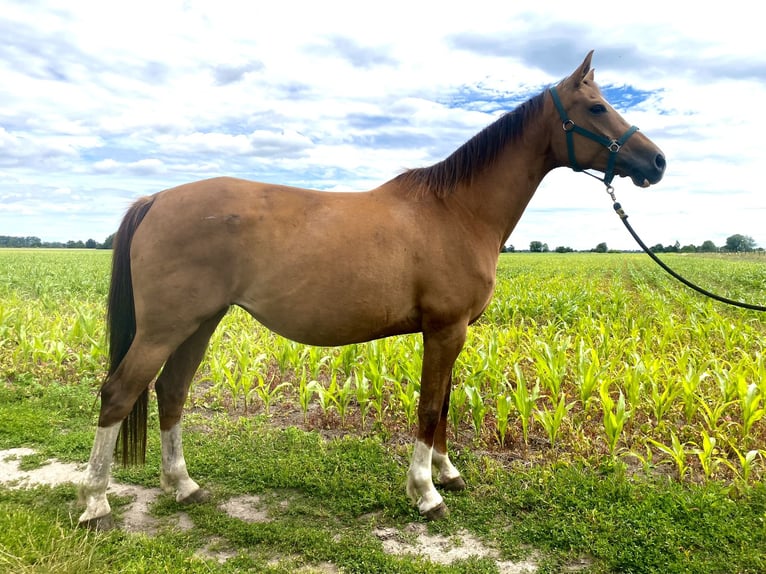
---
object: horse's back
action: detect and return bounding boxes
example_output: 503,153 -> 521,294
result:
127,177 -> 434,345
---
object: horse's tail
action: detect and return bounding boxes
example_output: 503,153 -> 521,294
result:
104,195 -> 155,466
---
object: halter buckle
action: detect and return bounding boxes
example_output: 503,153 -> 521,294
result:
607,140 -> 621,153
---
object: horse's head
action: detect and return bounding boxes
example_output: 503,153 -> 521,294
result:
549,50 -> 665,188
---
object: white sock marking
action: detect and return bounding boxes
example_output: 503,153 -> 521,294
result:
78,423 -> 120,523
406,440 -> 443,514
160,422 -> 201,502
432,449 -> 461,483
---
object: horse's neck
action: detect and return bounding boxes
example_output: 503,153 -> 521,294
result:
448,127 -> 553,248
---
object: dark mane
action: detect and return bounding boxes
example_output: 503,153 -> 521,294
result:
394,91 -> 547,198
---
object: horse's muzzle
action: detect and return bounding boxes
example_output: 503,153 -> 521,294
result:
623,150 -> 666,187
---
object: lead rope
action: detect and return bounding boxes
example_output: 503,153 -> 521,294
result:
607,188 -> 766,312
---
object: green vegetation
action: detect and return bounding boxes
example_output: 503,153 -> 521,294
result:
2,249 -> 766,572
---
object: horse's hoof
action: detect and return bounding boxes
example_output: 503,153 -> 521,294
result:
439,476 -> 467,491
422,502 -> 449,521
179,488 -> 210,505
78,513 -> 114,531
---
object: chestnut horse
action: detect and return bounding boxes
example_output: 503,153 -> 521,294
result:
79,51 -> 665,529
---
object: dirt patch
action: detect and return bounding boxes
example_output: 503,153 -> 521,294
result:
374,523 -> 539,573
0,447 -> 171,534
219,494 -> 270,523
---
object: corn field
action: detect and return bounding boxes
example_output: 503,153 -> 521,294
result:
2,249 -> 765,486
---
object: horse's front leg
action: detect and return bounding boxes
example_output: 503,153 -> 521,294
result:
432,379 -> 466,491
406,323 -> 467,520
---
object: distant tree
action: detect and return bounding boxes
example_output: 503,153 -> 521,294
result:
85,238 -> 97,249
0,236 -> 41,247
529,241 -> 544,252
725,234 -> 757,252
593,242 -> 608,253
650,243 -> 664,253
100,233 -> 115,249
700,240 -> 717,253
542,243 -> 549,253
555,246 -> 573,253
680,244 -> 697,253
664,241 -> 680,253
66,240 -> 85,249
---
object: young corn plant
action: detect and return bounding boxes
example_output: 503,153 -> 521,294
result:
648,375 -> 682,428
530,338 -> 569,397
692,430 -> 723,480
393,379 -> 420,428
354,373 -> 372,429
680,356 -> 710,424
574,339 -> 601,412
253,373 -> 290,416
725,443 -> 762,487
533,392 -> 573,448
463,384 -> 487,439
298,368 -> 322,423
509,363 -> 540,446
696,395 -> 735,436
622,353 -> 646,416
599,380 -> 630,456
648,432 -> 691,480
335,374 -> 356,426
737,379 -> 764,443
449,384 -> 469,439
495,394 -> 513,446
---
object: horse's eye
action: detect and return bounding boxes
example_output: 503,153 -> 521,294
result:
589,104 -> 607,115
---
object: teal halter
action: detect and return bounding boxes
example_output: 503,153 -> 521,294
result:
549,86 -> 639,190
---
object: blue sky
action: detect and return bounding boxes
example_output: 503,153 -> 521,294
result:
1,0 -> 766,250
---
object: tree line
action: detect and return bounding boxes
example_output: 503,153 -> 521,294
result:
0,234 -> 115,249
501,234 -> 761,254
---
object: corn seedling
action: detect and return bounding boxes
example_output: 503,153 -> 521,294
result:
599,380 -> 630,456
463,384 -> 487,438
692,431 -> 723,480
648,432 -> 691,480
509,362 -> 540,445
533,392 -> 573,448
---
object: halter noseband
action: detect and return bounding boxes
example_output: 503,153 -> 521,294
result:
549,86 -> 639,191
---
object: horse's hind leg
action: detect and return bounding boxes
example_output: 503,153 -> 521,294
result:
155,309 -> 227,504
79,341 -> 175,529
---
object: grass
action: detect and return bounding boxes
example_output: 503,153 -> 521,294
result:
2,249 -> 766,572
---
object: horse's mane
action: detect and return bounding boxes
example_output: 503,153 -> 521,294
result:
394,91 -> 547,198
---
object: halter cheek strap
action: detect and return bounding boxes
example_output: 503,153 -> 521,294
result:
549,86 -> 639,189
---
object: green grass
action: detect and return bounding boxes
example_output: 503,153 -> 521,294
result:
2,249 -> 766,572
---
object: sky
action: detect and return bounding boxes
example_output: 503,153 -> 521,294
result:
1,0 -> 766,251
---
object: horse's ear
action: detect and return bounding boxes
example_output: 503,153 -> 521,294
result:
562,50 -> 594,89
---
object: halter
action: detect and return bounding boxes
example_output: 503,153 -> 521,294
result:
549,86 -> 639,192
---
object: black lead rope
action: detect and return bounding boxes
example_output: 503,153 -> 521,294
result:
611,195 -> 766,312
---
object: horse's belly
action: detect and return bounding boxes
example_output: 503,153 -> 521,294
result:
235,291 -> 421,347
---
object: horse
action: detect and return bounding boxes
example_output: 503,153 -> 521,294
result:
78,51 -> 665,529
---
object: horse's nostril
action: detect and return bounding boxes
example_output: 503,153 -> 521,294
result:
655,153 -> 666,172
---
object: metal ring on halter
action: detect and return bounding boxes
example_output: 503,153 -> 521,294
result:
562,119 -> 575,132
608,140 -> 621,153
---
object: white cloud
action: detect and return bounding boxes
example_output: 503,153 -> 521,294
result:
0,0 -> 765,250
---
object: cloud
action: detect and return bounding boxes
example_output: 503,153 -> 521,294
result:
211,61 -> 265,85
313,36 -> 398,69
0,1 -> 764,249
